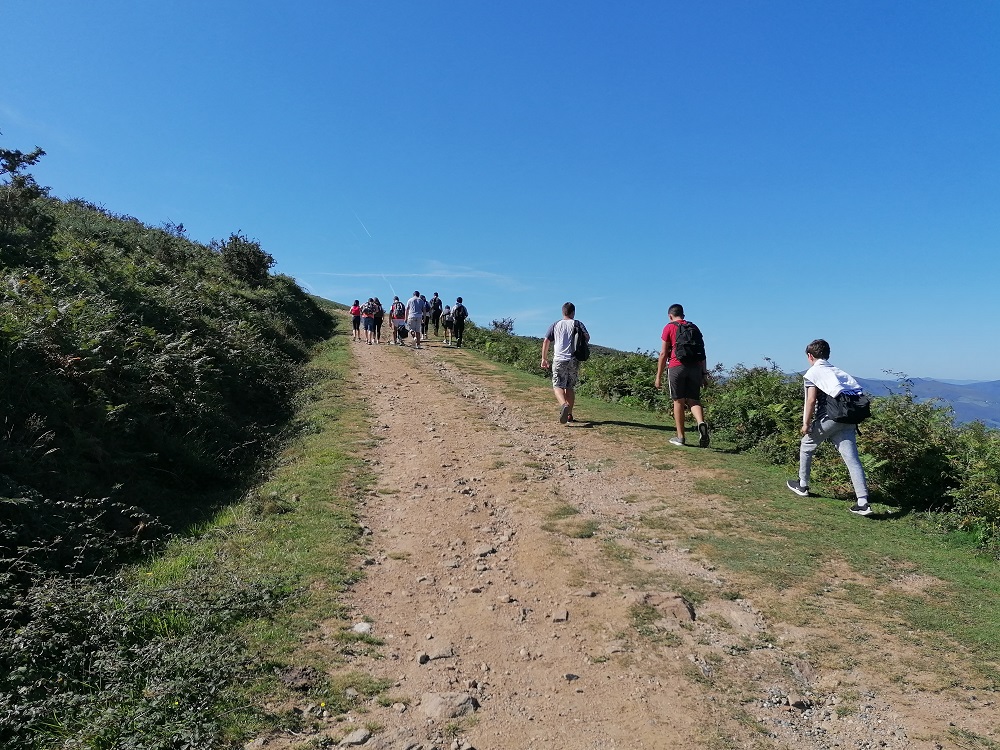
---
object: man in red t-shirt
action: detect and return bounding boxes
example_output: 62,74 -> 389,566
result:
654,303 -> 710,448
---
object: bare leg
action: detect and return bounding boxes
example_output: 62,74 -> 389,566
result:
673,399 -> 686,439
689,401 -> 705,424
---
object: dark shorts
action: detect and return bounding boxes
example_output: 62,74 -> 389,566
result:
363,317 -> 375,332
352,316 -> 361,331
668,365 -> 703,401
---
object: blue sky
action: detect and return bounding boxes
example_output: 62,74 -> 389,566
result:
3,1 -> 998,380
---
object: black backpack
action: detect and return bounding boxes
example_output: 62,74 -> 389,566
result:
826,391 -> 872,424
572,321 -> 590,362
453,304 -> 468,322
671,320 -> 706,364
431,297 -> 443,313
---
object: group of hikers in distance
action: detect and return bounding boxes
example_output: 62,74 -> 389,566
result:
349,292 -> 468,349
542,302 -> 874,517
347,295 -> 874,518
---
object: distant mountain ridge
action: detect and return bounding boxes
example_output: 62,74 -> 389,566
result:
856,377 -> 1000,429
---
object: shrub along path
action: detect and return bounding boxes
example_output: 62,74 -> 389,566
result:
265,332 -> 998,749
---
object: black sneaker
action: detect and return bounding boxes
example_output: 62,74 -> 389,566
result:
849,503 -> 873,516
698,422 -> 710,448
786,480 -> 809,497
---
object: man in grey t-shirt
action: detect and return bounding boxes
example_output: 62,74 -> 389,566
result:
405,291 -> 427,349
540,302 -> 590,424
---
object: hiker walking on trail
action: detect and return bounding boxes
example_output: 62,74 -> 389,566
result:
452,297 -> 468,347
541,302 -> 590,425
361,298 -> 377,345
441,306 -> 454,346
430,292 -> 444,336
389,296 -> 406,345
786,339 -> 873,516
372,297 -> 385,344
420,294 -> 430,336
655,304 -> 710,448
405,290 -> 427,349
350,300 -> 362,342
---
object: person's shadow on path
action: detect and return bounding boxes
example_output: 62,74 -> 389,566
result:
573,419 -> 672,432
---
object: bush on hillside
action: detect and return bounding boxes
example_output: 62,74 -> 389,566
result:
835,384 -> 958,509
464,324 -> 545,375
216,231 -> 275,287
942,422 -> 1000,554
0,146 -> 55,265
700,359 -> 801,462
490,317 -> 515,334
577,351 -> 670,412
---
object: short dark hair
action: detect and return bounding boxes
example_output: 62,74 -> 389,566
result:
668,304 -> 684,318
806,339 -> 831,359
413,290 -> 420,296
456,296 -> 463,303
562,302 -> 575,317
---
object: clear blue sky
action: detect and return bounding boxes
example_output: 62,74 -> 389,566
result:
3,1 -> 998,380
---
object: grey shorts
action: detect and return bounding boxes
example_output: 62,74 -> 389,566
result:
668,365 -> 703,401
552,359 -> 580,390
406,318 -> 422,333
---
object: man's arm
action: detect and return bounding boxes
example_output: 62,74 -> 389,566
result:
541,338 -> 551,369
654,339 -> 669,389
801,385 -> 818,436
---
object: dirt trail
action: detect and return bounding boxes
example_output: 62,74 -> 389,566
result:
277,336 -> 998,750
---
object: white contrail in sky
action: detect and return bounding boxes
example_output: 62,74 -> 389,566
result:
352,211 -> 373,238
382,273 -> 396,298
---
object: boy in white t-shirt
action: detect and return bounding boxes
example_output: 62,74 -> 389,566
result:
786,338 -> 872,516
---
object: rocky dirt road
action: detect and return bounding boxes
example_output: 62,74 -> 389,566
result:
267,336 -> 997,750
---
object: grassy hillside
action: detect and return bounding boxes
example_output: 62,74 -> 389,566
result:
1,146 -> 334,598
1,144 -> 340,746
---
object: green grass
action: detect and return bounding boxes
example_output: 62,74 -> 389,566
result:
547,503 -> 581,520
948,728 -> 1000,750
540,502 -> 601,538
629,603 -> 682,646
680,447 -> 1000,677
